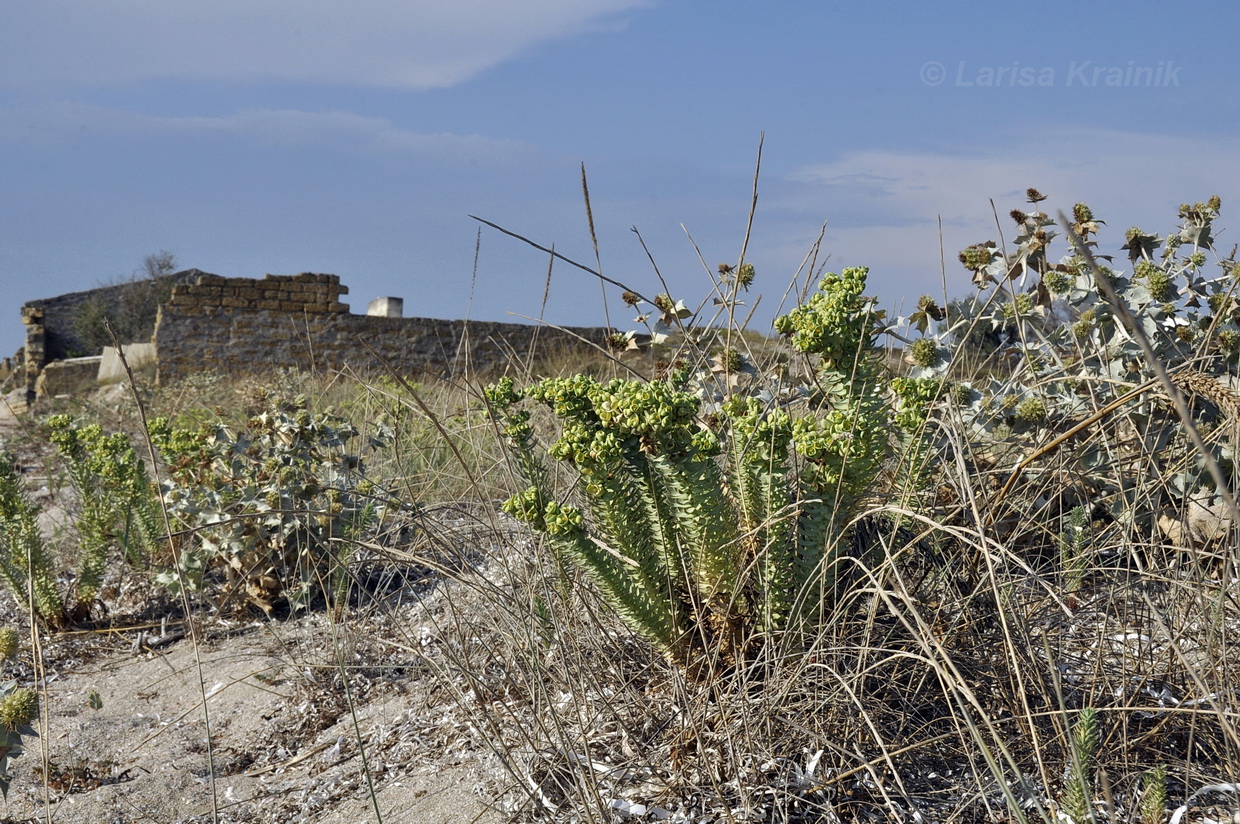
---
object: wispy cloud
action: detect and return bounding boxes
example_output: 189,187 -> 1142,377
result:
775,127 -> 1240,301
0,0 -> 652,91
0,101 -> 536,166
789,128 -> 1240,226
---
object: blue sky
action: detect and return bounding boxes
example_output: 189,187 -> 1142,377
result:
3,1 -> 1238,360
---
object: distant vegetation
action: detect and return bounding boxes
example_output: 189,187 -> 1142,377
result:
72,250 -> 179,353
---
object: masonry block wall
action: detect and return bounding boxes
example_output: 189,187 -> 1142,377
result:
22,270 -> 203,363
16,270 -> 204,397
164,272 -> 350,315
154,273 -> 610,384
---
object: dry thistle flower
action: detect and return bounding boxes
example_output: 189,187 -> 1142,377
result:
1026,187 -> 1047,203
1014,397 -> 1048,424
735,262 -> 756,289
909,338 -> 939,368
621,291 -> 641,306
958,243 -> 995,272
1043,269 -> 1072,295
0,688 -> 37,730
1146,268 -> 1172,301
916,294 -> 945,319
716,347 -> 744,373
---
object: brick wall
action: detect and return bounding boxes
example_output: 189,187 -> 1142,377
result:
164,272 -> 349,315
154,273 -> 610,384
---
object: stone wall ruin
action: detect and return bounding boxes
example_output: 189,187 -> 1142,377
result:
12,270 -> 611,398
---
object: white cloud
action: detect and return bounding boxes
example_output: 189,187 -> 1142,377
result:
0,0 -> 652,91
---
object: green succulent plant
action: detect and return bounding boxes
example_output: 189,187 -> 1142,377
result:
491,267 -> 893,675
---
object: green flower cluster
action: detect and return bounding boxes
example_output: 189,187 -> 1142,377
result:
1135,261 -> 1173,301
721,396 -> 792,461
529,376 -> 703,464
501,486 -> 584,537
790,405 -> 885,495
774,267 -> 877,369
891,377 -> 943,433
1218,329 -> 1240,354
0,677 -> 37,799
959,243 -> 997,273
47,416 -> 153,504
1072,308 -> 1097,342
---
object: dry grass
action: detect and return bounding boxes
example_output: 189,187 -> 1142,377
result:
5,201 -> 1240,823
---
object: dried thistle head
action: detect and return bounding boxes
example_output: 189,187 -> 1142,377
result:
909,338 -> 939,368
0,688 -> 37,730
734,263 -> 756,289
916,294 -> 945,319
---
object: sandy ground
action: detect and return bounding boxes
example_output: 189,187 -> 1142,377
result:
0,391 -> 507,824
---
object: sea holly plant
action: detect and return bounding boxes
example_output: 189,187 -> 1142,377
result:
918,191 -> 1240,543
150,393 -> 389,617
489,266 -> 897,675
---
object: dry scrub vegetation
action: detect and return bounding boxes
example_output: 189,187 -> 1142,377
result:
0,180 -> 1239,824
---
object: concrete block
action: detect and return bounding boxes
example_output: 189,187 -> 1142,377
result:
36,356 -> 103,397
98,343 -> 156,384
367,297 -> 404,318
